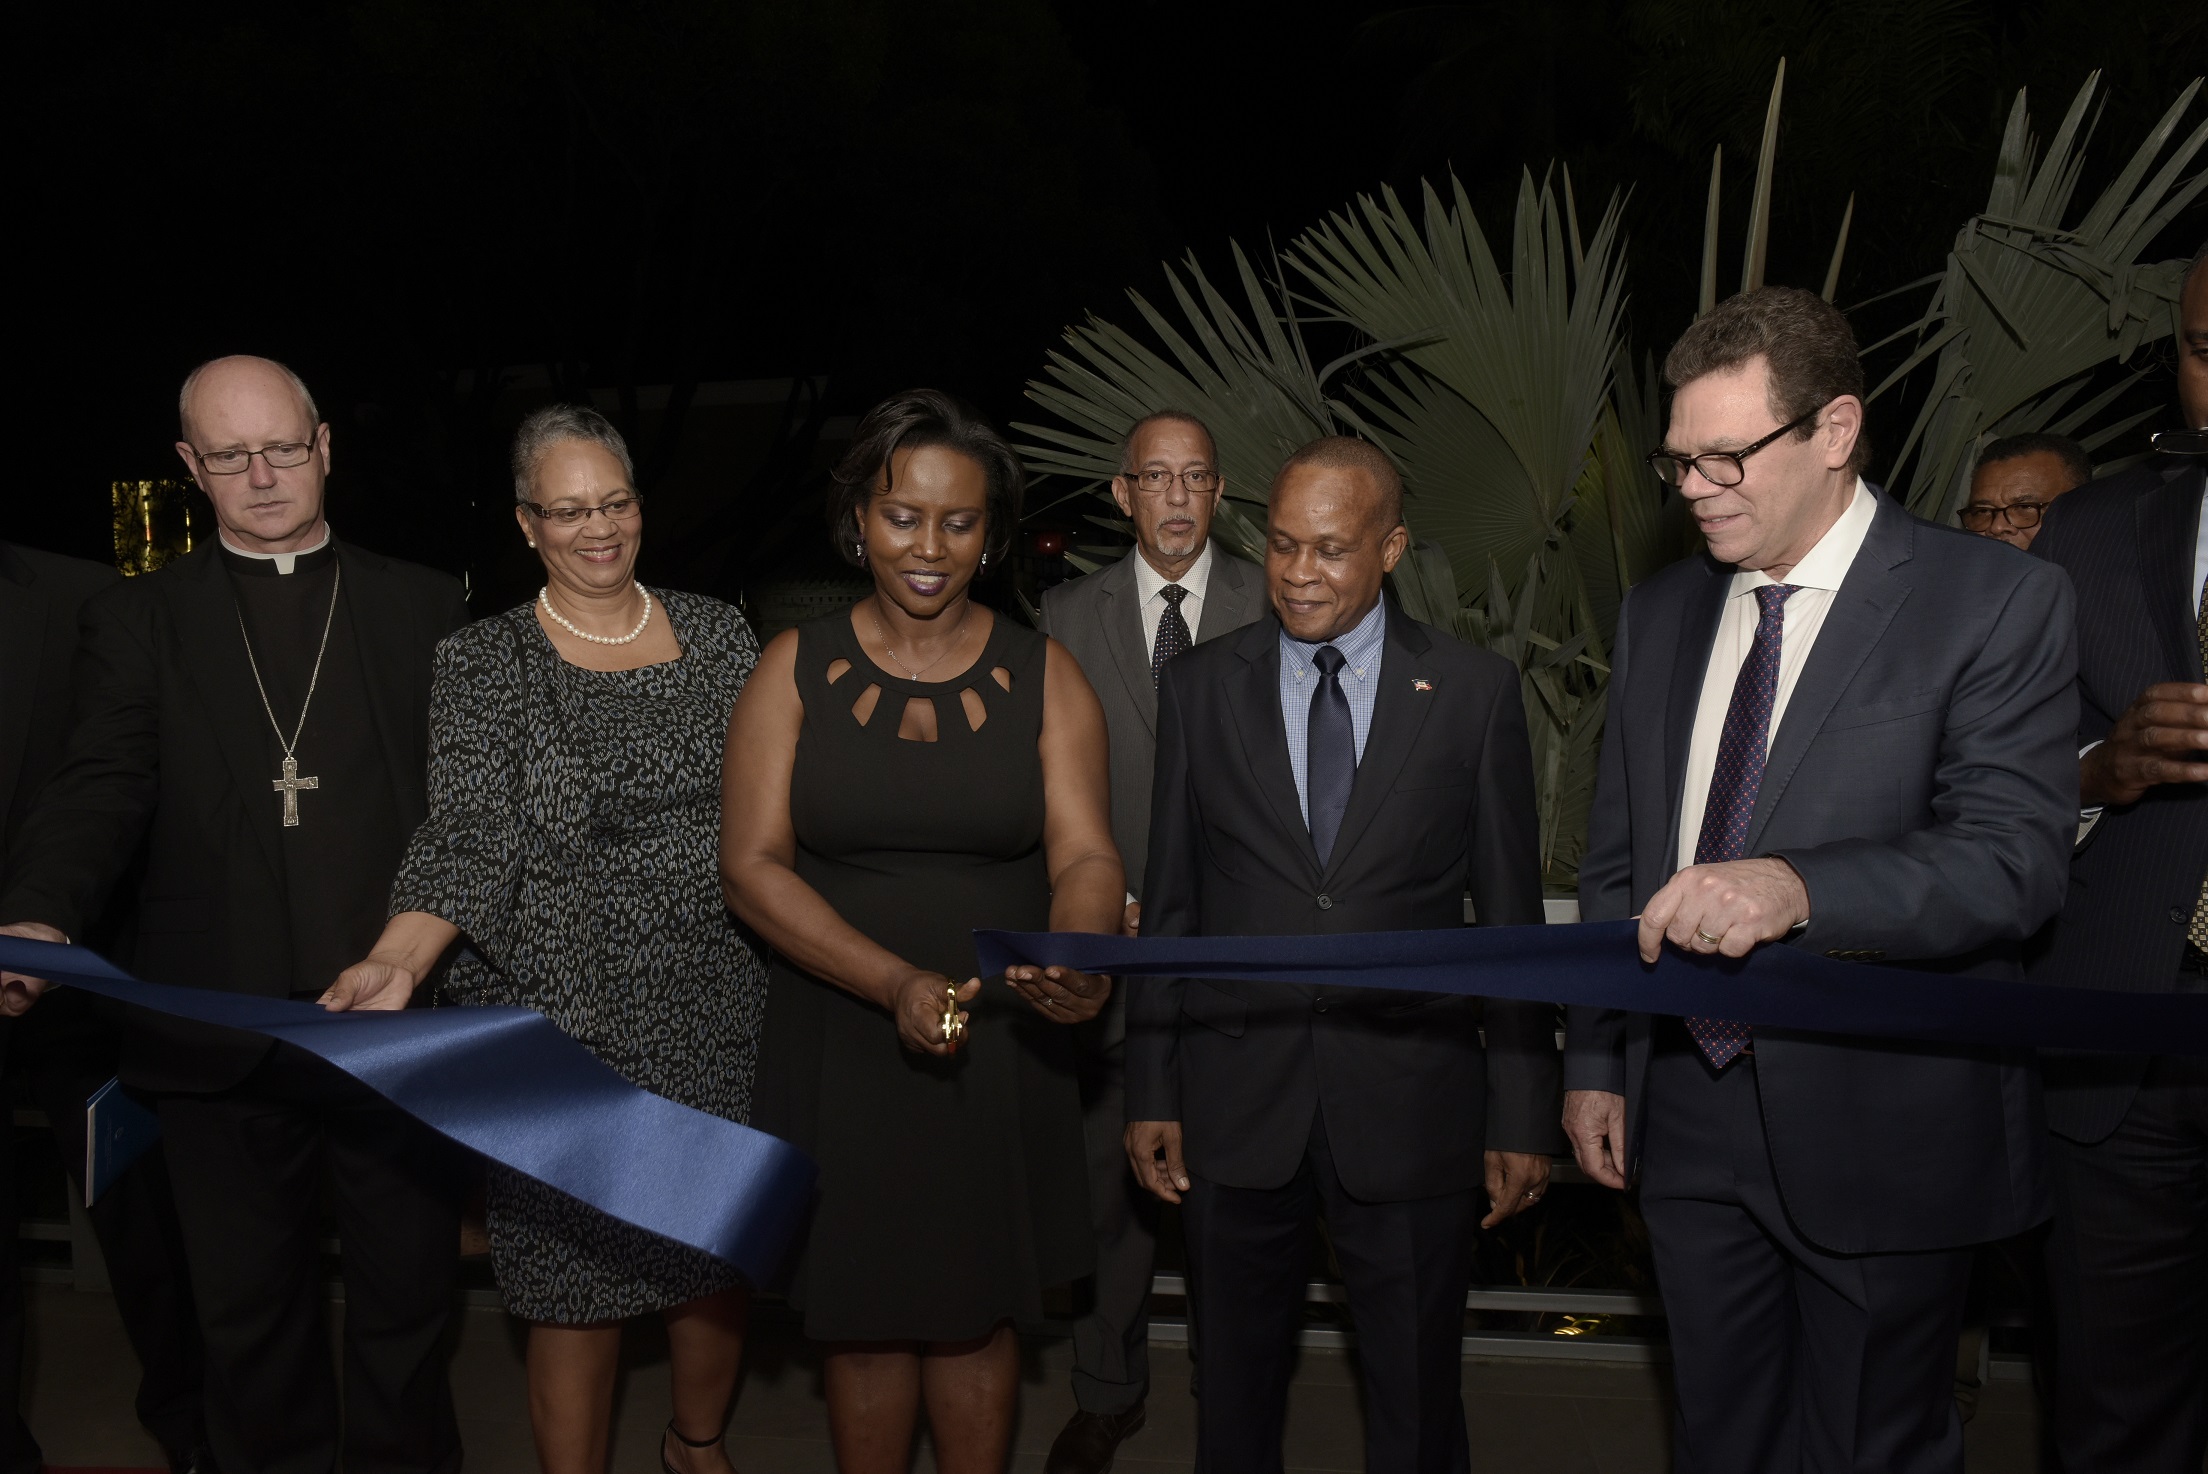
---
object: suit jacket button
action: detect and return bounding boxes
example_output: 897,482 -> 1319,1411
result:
2174,908 -> 2190,925
1317,893 -> 1333,910
1313,997 -> 1330,1013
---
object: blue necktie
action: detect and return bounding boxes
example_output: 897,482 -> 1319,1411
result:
1307,645 -> 1355,868
1685,584 -> 1796,1068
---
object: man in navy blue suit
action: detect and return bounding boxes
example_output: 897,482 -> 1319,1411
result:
1564,287 -> 2077,1473
2029,241 -> 2208,1473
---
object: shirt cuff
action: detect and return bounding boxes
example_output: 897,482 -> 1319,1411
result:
2076,741 -> 2104,846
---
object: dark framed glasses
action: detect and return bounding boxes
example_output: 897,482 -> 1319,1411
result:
189,431 -> 322,476
1958,500 -> 2050,532
1646,407 -> 1821,488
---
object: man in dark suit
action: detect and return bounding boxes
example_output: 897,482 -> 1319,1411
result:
2,540 -> 209,1474
2029,242 -> 2208,1473
1127,436 -> 1559,1473
2,540 -> 122,1473
1562,287 -> 2077,1473
0,356 -> 471,1474
1033,409 -> 1263,1472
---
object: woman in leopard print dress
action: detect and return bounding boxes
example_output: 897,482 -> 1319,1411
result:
329,406 -> 767,1472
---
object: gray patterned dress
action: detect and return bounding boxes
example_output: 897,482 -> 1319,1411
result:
390,589 -> 768,1323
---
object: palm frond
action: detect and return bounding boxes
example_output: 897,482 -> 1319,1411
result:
1881,73 -> 2204,520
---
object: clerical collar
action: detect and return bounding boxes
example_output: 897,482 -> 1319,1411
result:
218,526 -> 335,577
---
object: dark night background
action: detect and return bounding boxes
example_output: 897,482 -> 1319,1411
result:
14,0 -> 2204,608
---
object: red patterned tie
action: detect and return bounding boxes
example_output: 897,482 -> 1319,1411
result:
1684,584 -> 1797,1068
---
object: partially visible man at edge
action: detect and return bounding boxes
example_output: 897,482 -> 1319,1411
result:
0,356 -> 472,1474
1032,410 -> 1264,1474
2028,239 -> 2208,1473
1,538 -> 208,1474
1563,287 -> 2076,1473
1960,431 -> 2092,552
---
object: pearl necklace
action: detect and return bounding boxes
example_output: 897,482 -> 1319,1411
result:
539,582 -> 653,645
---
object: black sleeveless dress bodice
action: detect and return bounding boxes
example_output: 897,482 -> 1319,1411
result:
751,610 -> 1092,1342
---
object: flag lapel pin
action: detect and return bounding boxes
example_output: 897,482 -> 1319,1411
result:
1411,677 -> 1434,692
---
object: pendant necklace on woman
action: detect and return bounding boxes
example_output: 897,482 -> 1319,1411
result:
235,564 -> 342,828
870,597 -> 972,681
540,582 -> 653,645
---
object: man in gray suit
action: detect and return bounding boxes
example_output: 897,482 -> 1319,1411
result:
1035,410 -> 1263,1473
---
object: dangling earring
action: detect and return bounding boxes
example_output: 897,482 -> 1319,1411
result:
854,539 -> 864,560
980,551 -> 989,572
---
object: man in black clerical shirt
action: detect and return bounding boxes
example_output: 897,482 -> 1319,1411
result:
0,356 -> 471,1474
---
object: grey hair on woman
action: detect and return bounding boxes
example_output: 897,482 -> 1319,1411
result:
511,405 -> 636,503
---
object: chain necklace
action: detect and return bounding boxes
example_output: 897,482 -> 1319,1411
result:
869,598 -> 974,681
539,582 -> 653,645
235,563 -> 341,828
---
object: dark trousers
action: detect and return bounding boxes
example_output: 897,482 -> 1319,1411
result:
1,1022 -> 36,1474
1181,1110 -> 1476,1474
21,994 -> 207,1461
1070,995 -> 1154,1416
2044,1052 -> 2208,1474
156,1045 -> 465,1474
1641,1032 -> 1973,1474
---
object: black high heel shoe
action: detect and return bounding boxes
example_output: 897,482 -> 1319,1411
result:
661,1419 -> 720,1474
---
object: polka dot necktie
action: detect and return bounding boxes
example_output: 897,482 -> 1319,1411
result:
1152,583 -> 1191,687
1685,584 -> 1798,1069
2191,574 -> 2207,952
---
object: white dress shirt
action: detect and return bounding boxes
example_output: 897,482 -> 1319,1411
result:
1675,480 -> 1879,873
1131,540 -> 1215,660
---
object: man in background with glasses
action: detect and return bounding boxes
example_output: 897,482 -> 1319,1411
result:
0,356 -> 472,1474
1564,287 -> 2077,1473
1960,432 -> 2092,552
1033,410 -> 1264,1474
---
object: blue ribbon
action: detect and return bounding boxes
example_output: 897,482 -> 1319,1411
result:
975,921 -> 2208,1055
1,938 -> 816,1281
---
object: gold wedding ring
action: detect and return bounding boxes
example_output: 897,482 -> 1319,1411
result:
1695,928 -> 1724,945
939,983 -> 967,1047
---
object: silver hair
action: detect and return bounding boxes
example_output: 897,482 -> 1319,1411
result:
511,404 -> 636,503
177,355 -> 321,442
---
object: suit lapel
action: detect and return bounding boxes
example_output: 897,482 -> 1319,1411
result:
1743,501 -> 1913,853
1323,606 -> 1433,884
0,547 -> 44,825
1663,560 -> 1729,860
1098,553 -> 1158,735
2138,462 -> 2204,681
1197,547 -> 1260,643
1221,618 -> 1320,881
166,547 -> 288,885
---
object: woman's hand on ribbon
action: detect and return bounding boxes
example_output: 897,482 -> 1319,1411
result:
1637,857 -> 1810,963
892,970 -> 978,1057
322,911 -> 457,1013
1480,1150 -> 1551,1228
1004,964 -> 1109,1023
321,959 -> 421,1012
1125,1120 -> 1188,1204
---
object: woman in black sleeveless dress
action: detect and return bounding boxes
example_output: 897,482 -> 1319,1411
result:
722,391 -> 1123,1473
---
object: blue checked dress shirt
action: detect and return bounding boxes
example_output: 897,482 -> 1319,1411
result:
1279,599 -> 1387,824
